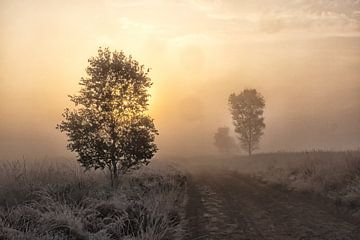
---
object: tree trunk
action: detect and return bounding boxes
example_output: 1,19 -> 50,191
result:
111,159 -> 118,187
248,123 -> 252,157
110,173 -> 114,187
113,163 -> 118,184
110,123 -> 118,187
109,167 -> 114,187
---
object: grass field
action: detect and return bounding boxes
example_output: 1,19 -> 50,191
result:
227,151 -> 360,216
1,151 -> 360,239
0,159 -> 187,240
182,151 -> 360,217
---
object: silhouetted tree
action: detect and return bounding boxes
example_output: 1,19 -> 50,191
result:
57,47 -> 158,186
229,89 -> 265,156
214,127 -> 238,154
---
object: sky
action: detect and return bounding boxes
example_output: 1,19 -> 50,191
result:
0,0 -> 360,160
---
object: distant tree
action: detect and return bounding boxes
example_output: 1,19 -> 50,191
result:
214,127 -> 238,154
57,47 -> 158,186
228,89 -> 265,156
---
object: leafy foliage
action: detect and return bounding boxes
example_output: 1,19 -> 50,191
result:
214,127 -> 238,154
57,47 -> 158,183
228,89 -> 265,156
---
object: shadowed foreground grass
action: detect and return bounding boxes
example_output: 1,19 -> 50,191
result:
0,159 -> 187,240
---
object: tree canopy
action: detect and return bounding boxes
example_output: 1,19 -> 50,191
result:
228,89 -> 265,156
57,47 -> 158,185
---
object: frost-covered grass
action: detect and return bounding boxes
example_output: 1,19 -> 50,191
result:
190,151 -> 360,216
0,159 -> 187,240
229,151 -> 360,216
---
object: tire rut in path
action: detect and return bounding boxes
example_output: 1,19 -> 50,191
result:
185,168 -> 360,240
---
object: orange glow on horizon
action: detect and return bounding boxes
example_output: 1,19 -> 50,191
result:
0,0 -> 359,159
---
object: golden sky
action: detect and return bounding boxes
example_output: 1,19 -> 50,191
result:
1,0 -> 360,159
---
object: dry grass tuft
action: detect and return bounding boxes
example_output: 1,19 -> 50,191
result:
0,159 -> 187,240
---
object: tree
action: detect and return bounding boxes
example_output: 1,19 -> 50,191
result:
228,89 -> 265,156
214,127 -> 238,154
57,47 -> 158,186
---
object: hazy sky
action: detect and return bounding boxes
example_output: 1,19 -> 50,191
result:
1,0 -> 360,159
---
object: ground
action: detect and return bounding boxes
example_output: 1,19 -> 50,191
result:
185,166 -> 360,240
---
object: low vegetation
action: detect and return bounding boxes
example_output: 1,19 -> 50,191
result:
231,151 -> 360,217
0,159 -> 186,240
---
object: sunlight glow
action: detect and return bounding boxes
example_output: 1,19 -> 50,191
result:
0,0 -> 359,159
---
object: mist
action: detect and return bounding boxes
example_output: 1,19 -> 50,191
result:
1,0 -> 359,160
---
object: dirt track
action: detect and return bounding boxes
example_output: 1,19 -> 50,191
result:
185,167 -> 360,240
